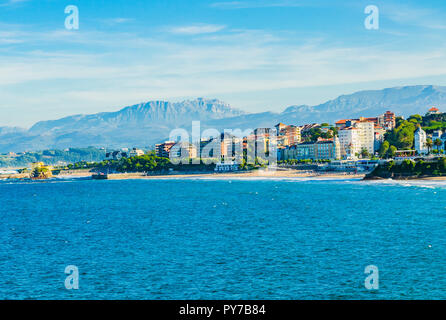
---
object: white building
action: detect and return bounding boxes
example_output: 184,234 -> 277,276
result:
338,127 -> 360,159
414,127 -> 428,155
333,136 -> 342,160
129,148 -> 145,157
356,121 -> 375,155
338,121 -> 375,159
215,162 -> 240,172
169,142 -> 198,159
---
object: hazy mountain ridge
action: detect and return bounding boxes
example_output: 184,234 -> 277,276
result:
1,85 -> 446,153
28,98 -> 244,134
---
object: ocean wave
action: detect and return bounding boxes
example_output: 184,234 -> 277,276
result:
361,179 -> 446,189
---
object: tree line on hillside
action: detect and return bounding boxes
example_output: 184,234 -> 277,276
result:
301,125 -> 338,142
0,147 -> 106,167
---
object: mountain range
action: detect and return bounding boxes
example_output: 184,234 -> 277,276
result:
1,85 -> 446,153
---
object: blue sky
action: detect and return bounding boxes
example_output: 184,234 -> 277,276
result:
2,0 -> 446,127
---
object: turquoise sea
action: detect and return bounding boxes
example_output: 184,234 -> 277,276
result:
1,177 -> 446,299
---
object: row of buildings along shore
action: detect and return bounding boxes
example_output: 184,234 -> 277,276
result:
152,110 -> 398,162
275,110 -> 396,161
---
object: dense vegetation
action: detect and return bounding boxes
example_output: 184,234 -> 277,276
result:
301,126 -> 338,142
0,147 -> 106,168
367,158 -> 446,179
379,113 -> 446,158
420,113 -> 446,132
91,155 -> 217,173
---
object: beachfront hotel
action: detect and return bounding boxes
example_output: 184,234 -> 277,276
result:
337,119 -> 376,159
279,137 -> 341,161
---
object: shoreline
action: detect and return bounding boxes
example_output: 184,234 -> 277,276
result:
1,169 -> 366,181
102,171 -> 366,180
52,171 -> 446,181
4,169 -> 446,181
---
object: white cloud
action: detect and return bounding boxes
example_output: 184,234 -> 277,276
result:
167,24 -> 226,35
0,0 -> 30,7
100,18 -> 134,26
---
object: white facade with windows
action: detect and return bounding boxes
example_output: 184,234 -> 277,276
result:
414,127 -> 428,154
339,121 -> 375,159
356,121 -> 375,155
338,127 -> 360,159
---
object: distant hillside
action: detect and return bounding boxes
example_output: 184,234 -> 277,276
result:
0,147 -> 106,168
279,85 -> 446,124
0,98 -> 245,152
1,85 -> 446,153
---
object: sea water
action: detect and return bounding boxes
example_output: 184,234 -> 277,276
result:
1,178 -> 446,299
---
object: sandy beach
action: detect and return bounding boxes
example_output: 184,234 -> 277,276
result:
91,170 -> 366,180
5,169 -> 446,181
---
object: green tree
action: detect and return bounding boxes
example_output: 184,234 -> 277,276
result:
426,138 -> 433,154
360,148 -> 370,159
401,159 -> 415,172
408,114 -> 422,123
384,120 -> 416,150
379,141 -> 390,158
388,145 -> 397,158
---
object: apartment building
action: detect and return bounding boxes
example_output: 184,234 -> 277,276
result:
336,111 -> 395,131
155,141 -> 176,158
156,141 -> 197,159
356,121 -> 375,155
338,127 -> 361,159
168,142 -> 198,159
338,119 -> 375,158
382,111 -> 396,130
282,138 -> 340,161
275,123 -> 302,146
